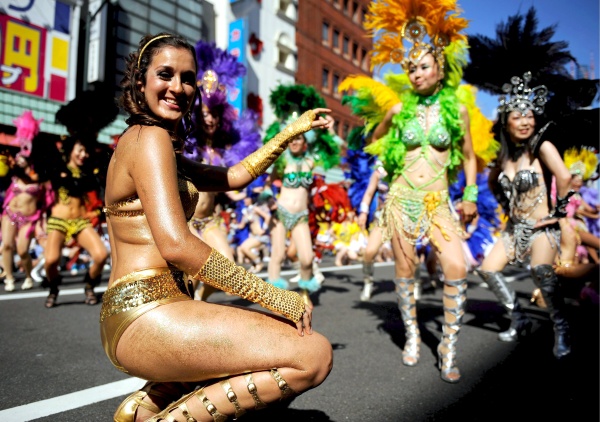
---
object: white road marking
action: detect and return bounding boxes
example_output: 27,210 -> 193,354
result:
0,377 -> 145,421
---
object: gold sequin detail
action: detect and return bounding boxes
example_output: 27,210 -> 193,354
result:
103,178 -> 199,220
100,270 -> 190,322
193,249 -> 305,323
241,110 -> 315,179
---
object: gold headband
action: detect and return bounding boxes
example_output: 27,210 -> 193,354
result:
137,34 -> 172,68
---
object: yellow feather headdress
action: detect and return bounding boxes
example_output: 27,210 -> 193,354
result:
563,147 -> 598,181
365,0 -> 469,73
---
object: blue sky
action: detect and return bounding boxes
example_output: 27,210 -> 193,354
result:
376,0 -> 600,119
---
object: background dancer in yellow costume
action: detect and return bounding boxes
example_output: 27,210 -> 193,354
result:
339,0 -> 490,383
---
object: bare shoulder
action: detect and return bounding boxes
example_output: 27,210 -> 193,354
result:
118,125 -> 173,157
106,125 -> 176,203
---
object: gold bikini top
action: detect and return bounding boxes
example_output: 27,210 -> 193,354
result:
104,177 -> 199,221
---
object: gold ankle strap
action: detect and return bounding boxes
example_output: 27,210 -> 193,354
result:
244,374 -> 267,410
197,388 -> 227,422
270,369 -> 295,400
220,380 -> 246,419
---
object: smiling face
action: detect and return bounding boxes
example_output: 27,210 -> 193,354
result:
201,104 -> 220,137
140,46 -> 197,129
69,141 -> 88,168
289,134 -> 306,156
408,53 -> 443,96
506,110 -> 536,143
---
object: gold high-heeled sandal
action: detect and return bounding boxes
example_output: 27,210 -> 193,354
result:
114,381 -> 166,422
146,369 -> 295,421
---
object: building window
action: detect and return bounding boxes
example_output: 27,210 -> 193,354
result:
343,0 -> 350,15
362,7 -> 368,24
333,73 -> 340,96
322,68 -> 330,91
278,0 -> 297,21
322,21 -> 330,45
352,42 -> 359,65
277,32 -> 297,73
361,47 -> 369,70
352,2 -> 360,23
333,0 -> 340,9
333,29 -> 340,51
343,36 -> 349,57
343,123 -> 349,139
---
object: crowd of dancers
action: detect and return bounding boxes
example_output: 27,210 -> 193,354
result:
1,1 -> 599,421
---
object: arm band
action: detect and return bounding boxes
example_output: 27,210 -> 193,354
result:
241,110 -> 316,179
462,184 -> 478,203
193,249 -> 305,323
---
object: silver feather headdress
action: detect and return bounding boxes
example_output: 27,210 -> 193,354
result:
498,71 -> 549,116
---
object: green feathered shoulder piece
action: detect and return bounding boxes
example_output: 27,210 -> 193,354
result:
263,84 -> 341,178
365,86 -> 465,184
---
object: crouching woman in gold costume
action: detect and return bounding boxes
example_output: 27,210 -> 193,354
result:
102,32 -> 333,421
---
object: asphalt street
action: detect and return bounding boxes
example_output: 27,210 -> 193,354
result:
0,259 -> 598,422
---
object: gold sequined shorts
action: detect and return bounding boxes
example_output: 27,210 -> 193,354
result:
100,268 -> 193,374
46,216 -> 92,242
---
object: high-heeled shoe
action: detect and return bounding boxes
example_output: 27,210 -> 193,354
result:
114,381 -> 162,422
498,301 -> 533,342
532,265 -> 571,360
146,369 -> 294,421
477,270 -> 533,342
437,278 -> 467,383
114,381 -> 191,422
395,278 -> 420,366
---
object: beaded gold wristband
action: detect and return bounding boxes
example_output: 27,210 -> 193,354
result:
241,110 -> 316,179
462,184 -> 478,203
193,249 -> 305,323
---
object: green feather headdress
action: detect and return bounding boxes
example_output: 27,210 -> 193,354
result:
264,84 -> 341,177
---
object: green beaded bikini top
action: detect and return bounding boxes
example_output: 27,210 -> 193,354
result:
401,94 -> 451,150
282,153 -> 313,189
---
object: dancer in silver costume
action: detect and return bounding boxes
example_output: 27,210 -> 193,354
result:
476,72 -> 573,357
463,8 -> 595,359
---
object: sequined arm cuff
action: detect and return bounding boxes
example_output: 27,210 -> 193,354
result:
193,249 -> 305,323
241,110 -> 316,179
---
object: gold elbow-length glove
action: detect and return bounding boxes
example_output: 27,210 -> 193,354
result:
241,110 -> 316,179
193,249 -> 306,323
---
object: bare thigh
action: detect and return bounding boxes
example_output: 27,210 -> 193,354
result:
291,223 -> 314,268
116,300 -> 330,382
203,225 -> 235,261
530,233 -> 558,267
430,222 -> 468,280
390,232 -> 418,278
479,239 -> 510,272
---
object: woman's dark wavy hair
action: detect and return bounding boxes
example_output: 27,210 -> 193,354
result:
119,32 -> 198,151
491,110 -> 549,166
